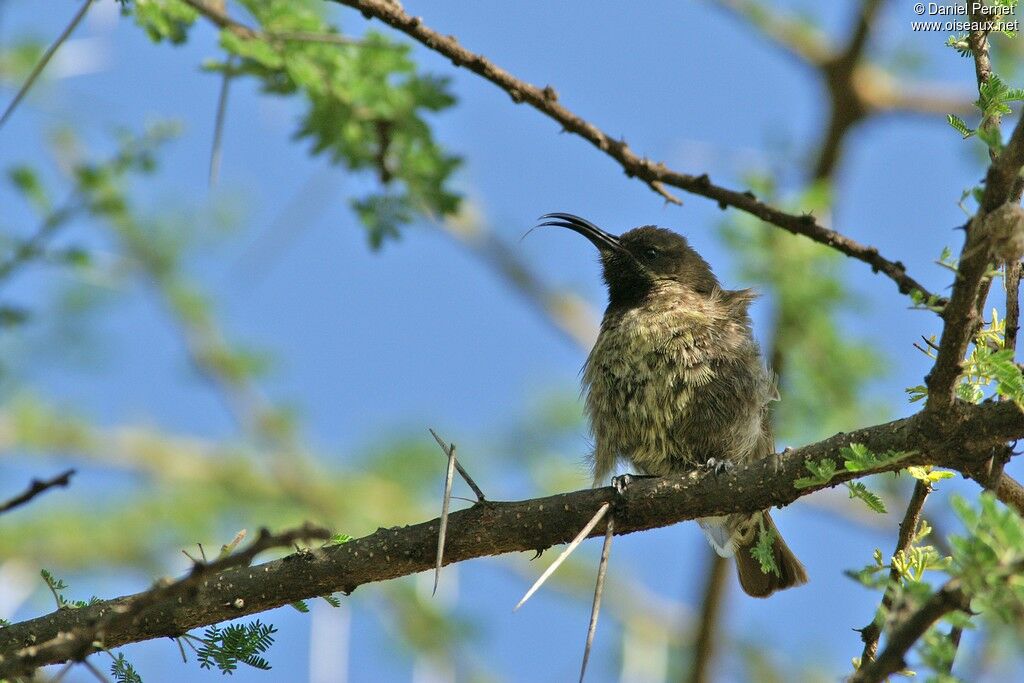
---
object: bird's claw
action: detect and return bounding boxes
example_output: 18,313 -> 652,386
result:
611,473 -> 657,494
704,458 -> 733,476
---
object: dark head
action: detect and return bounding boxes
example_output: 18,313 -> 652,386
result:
538,212 -> 719,309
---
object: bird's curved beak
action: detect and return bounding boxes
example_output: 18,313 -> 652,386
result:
537,213 -> 627,255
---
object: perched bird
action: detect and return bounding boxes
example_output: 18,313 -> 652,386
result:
540,212 -> 807,597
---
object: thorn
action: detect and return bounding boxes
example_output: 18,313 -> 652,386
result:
433,442 -> 458,596
209,57 -> 235,189
579,514 -> 614,683
429,428 -> 486,501
514,502 -> 611,612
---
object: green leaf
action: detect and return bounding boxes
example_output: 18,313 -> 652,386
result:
793,458 -> 838,489
751,521 -> 780,577
845,481 -> 887,513
110,652 -> 143,683
289,599 -> 310,613
324,533 -> 353,547
907,466 -> 955,485
130,0 -> 198,44
946,113 -> 975,139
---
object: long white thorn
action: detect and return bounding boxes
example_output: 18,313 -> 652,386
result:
579,514 -> 615,682
433,443 -> 458,595
513,502 -> 611,612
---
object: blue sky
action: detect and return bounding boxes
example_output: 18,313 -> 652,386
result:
2,1 -> 1020,681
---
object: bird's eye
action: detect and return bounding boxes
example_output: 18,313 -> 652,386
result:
644,247 -> 660,259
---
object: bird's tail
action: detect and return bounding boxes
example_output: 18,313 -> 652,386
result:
698,511 -> 808,598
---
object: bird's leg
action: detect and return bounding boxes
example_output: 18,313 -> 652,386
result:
610,473 -> 659,494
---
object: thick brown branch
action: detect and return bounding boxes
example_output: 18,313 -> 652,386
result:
0,469 -> 76,516
328,0 -> 942,308
1,402 -> 1021,674
858,479 -> 930,666
925,116 -> 1024,412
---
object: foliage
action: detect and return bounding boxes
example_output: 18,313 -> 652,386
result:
110,652 -> 144,683
196,620 -> 277,674
122,0 -> 462,248
751,521 -> 780,577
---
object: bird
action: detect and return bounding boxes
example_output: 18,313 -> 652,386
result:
539,212 -> 807,597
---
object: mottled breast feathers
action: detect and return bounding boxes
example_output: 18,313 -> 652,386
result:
583,281 -> 773,485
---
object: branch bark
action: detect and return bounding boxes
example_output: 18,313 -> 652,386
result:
1,401 -> 1022,674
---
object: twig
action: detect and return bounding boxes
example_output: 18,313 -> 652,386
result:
924,88 -> 1024,413
514,502 -> 611,611
329,0 -> 942,308
0,468 -> 76,516
1004,260 -> 1021,357
850,578 -> 971,683
946,624 -> 964,674
0,0 -> 93,132
858,479 -> 931,667
428,428 -> 485,502
707,0 -> 831,66
579,513 -> 614,683
433,442 -> 458,595
432,215 -> 599,350
0,523 -> 330,676
685,552 -> 729,683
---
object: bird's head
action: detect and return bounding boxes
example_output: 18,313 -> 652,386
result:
538,212 -> 719,309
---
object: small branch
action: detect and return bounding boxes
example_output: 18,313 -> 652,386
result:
707,0 -> 832,66
428,429 -> 486,502
858,479 -> 931,667
0,0 -> 94,132
850,579 -> 971,683
925,111 -> 1024,413
685,552 -> 729,683
0,523 -> 330,676
0,468 -> 76,516
329,0 -> 941,308
1004,260 -> 1021,357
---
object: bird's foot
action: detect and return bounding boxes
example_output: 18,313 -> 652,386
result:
611,473 -> 658,495
703,458 -> 733,476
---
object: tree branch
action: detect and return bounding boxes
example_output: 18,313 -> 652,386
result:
924,113 -> 1024,413
0,468 -> 76,516
328,0 -> 943,308
850,578 -> 971,683
685,552 -> 728,683
1,401 -> 1022,674
706,0 -> 832,66
857,479 -> 931,667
